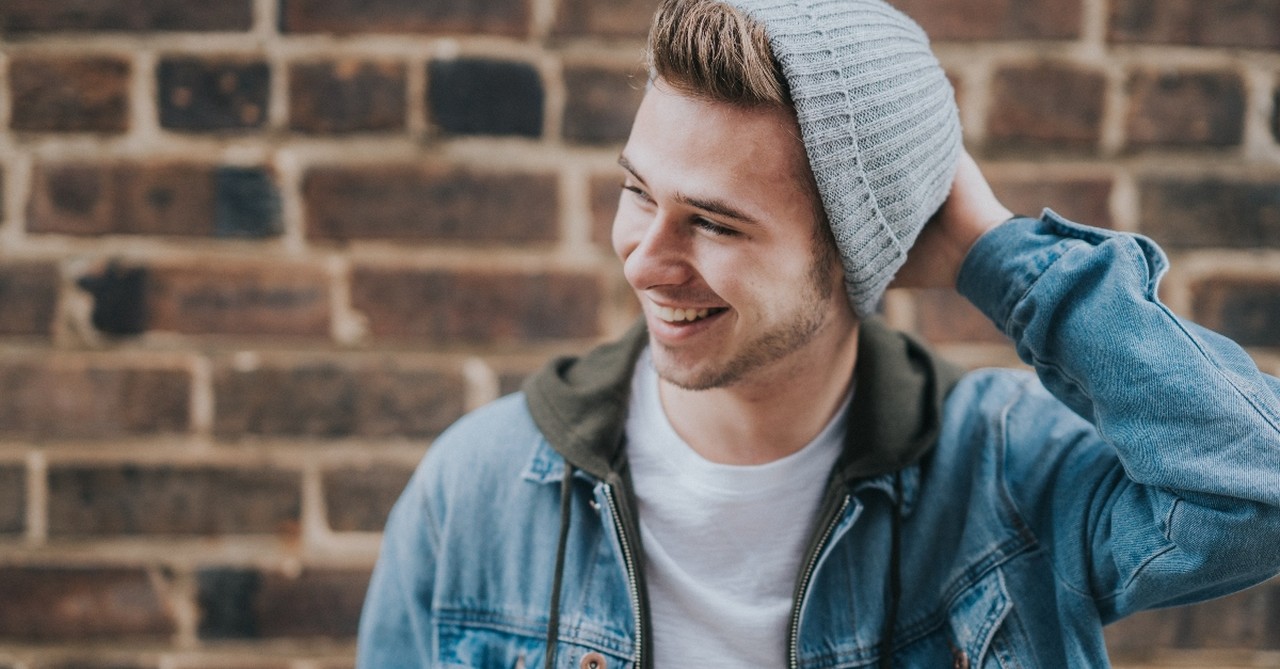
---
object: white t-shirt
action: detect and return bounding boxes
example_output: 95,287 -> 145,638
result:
624,349 -> 849,667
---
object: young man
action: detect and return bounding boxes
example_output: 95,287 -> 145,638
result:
357,0 -> 1280,666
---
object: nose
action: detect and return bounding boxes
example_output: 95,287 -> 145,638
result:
615,208 -> 694,291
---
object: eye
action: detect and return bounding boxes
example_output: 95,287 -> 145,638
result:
693,217 -> 738,237
620,182 -> 652,203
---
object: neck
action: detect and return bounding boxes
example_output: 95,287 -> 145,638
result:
658,321 -> 860,466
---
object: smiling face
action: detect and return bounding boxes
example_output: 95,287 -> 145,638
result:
612,81 -> 856,391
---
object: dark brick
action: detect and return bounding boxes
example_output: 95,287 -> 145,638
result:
913,289 -> 1006,344
0,262 -> 60,337
553,0 -> 655,38
288,60 -> 406,134
0,567 -> 175,640
8,56 -> 130,133
157,58 -> 269,132
590,174 -> 622,251
989,176 -> 1113,228
47,465 -> 301,536
0,465 -> 24,534
1192,277 -> 1280,348
1126,70 -> 1245,148
142,263 -> 330,337
0,0 -> 252,33
0,363 -> 190,440
323,464 -> 415,531
213,363 -> 466,439
77,263 -> 148,336
198,568 -> 369,639
303,165 -> 557,244
214,167 -> 283,238
28,162 -> 281,238
351,269 -> 602,344
891,0 -> 1082,40
1109,0 -> 1280,49
281,0 -> 529,36
563,65 -> 645,145
987,63 -> 1106,153
1138,178 -> 1280,249
1273,86 -> 1280,143
428,59 -> 543,138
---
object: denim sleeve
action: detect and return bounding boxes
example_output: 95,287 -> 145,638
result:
357,460 -> 440,668
957,210 -> 1280,620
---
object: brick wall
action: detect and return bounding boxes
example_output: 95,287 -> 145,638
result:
0,0 -> 1277,667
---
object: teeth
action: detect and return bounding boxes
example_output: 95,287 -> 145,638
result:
657,306 -> 714,323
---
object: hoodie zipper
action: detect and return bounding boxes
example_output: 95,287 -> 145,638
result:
788,494 -> 851,669
603,483 -> 644,669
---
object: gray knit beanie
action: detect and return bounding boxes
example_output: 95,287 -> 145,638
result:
725,0 -> 962,317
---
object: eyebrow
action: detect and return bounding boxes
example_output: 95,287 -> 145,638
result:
617,154 -> 760,225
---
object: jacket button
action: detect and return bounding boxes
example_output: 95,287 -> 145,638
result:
580,652 -> 606,669
951,648 -> 969,669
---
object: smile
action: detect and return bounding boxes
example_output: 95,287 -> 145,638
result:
655,306 -> 725,323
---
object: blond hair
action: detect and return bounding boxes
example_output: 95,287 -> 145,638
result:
645,0 -> 790,107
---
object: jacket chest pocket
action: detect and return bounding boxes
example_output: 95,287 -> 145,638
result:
438,623 -> 633,669
946,569 -> 1031,669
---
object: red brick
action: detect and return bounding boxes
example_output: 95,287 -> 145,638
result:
1109,0 -> 1280,49
157,57 -> 269,132
1167,578 -> 1280,649
1126,69 -> 1245,148
8,56 -> 130,133
0,567 -> 175,640
0,262 -> 60,337
1191,276 -> 1280,348
590,173 -> 622,251
553,0 -> 655,38
0,465 -> 24,534
1103,606 -> 1180,660
28,162 -> 280,238
47,465 -> 301,536
198,568 -> 369,639
351,269 -> 602,344
142,263 -> 330,337
892,0 -> 1082,41
280,0 -> 529,36
288,60 -> 406,134
987,63 -> 1106,153
303,165 -> 557,245
0,0 -> 252,33
0,362 -> 190,440
323,464 -> 415,531
213,363 -> 466,439
912,289 -> 1006,345
989,176 -> 1113,228
1137,178 -> 1280,249
39,661 -> 156,669
563,65 -> 646,145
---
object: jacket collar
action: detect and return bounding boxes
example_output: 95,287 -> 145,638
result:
521,318 -> 962,492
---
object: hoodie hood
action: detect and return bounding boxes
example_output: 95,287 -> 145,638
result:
522,318 -> 963,484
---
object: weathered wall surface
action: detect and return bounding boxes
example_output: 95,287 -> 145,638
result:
0,0 -> 1277,667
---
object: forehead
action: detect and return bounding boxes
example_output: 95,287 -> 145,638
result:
622,81 -> 816,207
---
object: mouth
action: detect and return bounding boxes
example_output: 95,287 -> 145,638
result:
653,305 -> 728,324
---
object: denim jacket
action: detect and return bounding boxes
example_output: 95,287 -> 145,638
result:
358,212 -> 1280,668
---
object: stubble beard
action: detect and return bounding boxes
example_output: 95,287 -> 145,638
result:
652,253 -> 839,392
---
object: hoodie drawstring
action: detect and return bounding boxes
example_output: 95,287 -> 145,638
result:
878,470 -> 904,669
545,463 -> 576,669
